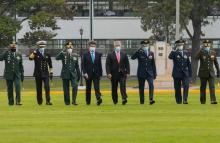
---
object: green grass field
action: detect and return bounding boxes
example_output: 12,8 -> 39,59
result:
0,78 -> 220,143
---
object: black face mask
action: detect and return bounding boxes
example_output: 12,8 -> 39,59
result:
10,49 -> 16,52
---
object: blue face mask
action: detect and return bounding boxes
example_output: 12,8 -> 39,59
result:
115,47 -> 121,52
143,47 -> 149,52
38,48 -> 45,53
204,47 -> 210,52
89,47 -> 96,53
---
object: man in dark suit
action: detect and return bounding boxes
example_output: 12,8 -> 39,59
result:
169,39 -> 192,104
0,42 -> 24,105
106,40 -> 130,105
82,41 -> 103,105
196,40 -> 219,104
56,42 -> 80,105
131,40 -> 157,105
29,40 -> 53,105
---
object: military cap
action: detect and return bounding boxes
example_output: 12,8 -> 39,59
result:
175,39 -> 186,44
36,40 -> 47,46
141,40 -> 150,45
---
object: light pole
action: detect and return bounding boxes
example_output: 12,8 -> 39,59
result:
90,0 -> 94,41
79,28 -> 84,86
175,0 -> 180,40
13,0 -> 17,42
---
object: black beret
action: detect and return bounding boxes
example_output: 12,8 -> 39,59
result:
10,41 -> 17,45
203,40 -> 212,44
65,41 -> 73,46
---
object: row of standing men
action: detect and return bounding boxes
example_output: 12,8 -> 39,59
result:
0,39 -> 219,105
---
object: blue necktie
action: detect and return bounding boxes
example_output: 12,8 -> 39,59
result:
91,52 -> 95,63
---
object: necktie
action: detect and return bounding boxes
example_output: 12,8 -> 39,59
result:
91,52 -> 95,63
116,52 -> 120,63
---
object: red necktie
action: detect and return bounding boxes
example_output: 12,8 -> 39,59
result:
116,52 -> 120,63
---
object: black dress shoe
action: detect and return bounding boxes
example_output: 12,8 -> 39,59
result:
86,103 -> 91,105
122,99 -> 127,105
183,101 -> 188,104
211,101 -> 218,104
16,103 -> 22,106
97,98 -> 102,106
46,102 -> 53,105
72,102 -> 78,106
149,100 -> 155,105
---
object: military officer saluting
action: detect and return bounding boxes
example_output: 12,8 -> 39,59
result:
169,39 -> 192,104
0,42 -> 24,105
131,40 -> 157,105
29,40 -> 53,105
196,40 -> 220,104
56,42 -> 80,105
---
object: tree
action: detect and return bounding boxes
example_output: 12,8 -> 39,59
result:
121,0 -> 220,82
0,16 -> 21,48
0,0 -> 75,47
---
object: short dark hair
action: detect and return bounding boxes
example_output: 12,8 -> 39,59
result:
89,41 -> 97,46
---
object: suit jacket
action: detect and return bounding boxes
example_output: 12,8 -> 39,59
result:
169,50 -> 192,78
56,51 -> 80,80
0,50 -> 24,80
131,48 -> 157,78
29,49 -> 52,78
82,51 -> 103,78
196,49 -> 220,78
106,51 -> 130,77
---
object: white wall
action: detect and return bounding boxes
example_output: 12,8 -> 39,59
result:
17,17 -> 220,40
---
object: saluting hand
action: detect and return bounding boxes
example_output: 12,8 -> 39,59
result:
29,52 -> 35,59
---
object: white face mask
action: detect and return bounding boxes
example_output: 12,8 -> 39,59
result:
90,47 -> 96,52
67,48 -> 73,54
115,46 -> 121,52
177,45 -> 184,50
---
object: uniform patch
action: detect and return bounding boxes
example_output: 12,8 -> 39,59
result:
203,56 -> 206,59
73,57 -> 77,60
184,55 -> 187,59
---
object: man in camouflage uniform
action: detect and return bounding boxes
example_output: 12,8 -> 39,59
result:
196,40 -> 220,104
56,42 -> 80,105
0,42 -> 24,105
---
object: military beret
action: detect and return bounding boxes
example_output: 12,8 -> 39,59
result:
203,39 -> 212,44
141,40 -> 150,45
65,41 -> 73,46
36,40 -> 47,46
10,41 -> 17,45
